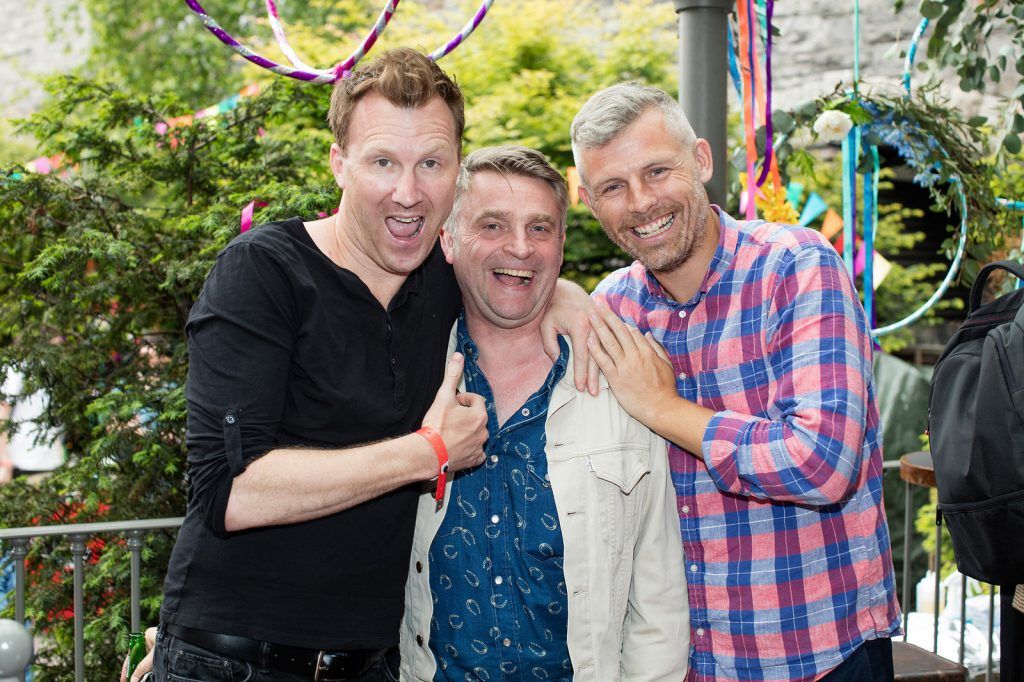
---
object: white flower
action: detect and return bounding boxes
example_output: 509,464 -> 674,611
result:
812,110 -> 854,143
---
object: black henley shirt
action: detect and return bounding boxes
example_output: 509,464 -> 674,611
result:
160,217 -> 461,649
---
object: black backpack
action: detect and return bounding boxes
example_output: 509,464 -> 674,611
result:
929,260 -> 1024,586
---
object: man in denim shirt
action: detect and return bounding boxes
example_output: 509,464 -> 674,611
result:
400,146 -> 689,681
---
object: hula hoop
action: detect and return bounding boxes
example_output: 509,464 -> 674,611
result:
872,176 -> 969,337
429,0 -> 496,62
902,18 -> 929,96
183,0 -> 400,82
266,0 -> 324,72
184,0 -> 494,83
869,15 -> 967,337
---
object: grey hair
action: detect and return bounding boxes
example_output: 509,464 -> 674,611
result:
570,82 -> 696,185
447,145 -> 569,237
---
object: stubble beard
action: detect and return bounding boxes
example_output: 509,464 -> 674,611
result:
609,193 -> 710,274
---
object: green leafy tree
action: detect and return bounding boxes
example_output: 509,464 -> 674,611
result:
0,75 -> 334,679
0,2 -> 676,676
903,0 -> 1024,157
75,0 -> 379,107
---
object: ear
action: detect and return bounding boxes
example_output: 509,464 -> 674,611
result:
440,225 -> 456,265
329,143 -> 346,191
578,185 -> 595,212
558,227 -> 566,268
693,138 -> 714,184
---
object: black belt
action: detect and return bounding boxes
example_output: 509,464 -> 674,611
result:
164,623 -> 386,681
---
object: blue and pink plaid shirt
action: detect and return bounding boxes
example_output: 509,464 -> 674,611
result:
594,208 -> 901,682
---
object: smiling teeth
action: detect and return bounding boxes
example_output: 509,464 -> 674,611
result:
633,214 -> 674,238
493,268 -> 534,279
393,217 -> 422,223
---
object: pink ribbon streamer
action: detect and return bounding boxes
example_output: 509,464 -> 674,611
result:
240,200 -> 269,233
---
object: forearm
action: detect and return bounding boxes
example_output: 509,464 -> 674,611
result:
699,242 -> 873,504
702,402 -> 867,505
642,395 -> 714,460
224,432 -> 438,531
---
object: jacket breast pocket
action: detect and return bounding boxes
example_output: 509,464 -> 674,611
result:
586,447 -> 651,551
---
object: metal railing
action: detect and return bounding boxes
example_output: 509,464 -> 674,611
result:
0,466 -> 1004,681
888,458 -> 999,680
0,518 -> 183,681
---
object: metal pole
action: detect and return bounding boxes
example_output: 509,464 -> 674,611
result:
986,585 -> 994,682
902,481 -> 912,642
958,573 -> 966,665
70,534 -> 86,682
673,0 -> 733,208
126,530 -> 143,633
9,539 -> 28,626
933,525 -> 941,654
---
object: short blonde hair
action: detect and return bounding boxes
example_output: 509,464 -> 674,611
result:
327,47 -> 465,152
448,146 -> 568,237
570,82 -> 696,184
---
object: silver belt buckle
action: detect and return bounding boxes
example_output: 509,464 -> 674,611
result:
314,650 -> 336,682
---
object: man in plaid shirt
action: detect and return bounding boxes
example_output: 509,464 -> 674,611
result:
571,83 -> 901,682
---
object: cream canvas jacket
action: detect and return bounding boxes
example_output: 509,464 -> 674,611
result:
399,332 -> 690,681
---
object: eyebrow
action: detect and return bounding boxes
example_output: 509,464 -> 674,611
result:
360,143 -> 453,160
594,160 -> 676,189
473,210 -> 556,224
474,209 -> 511,221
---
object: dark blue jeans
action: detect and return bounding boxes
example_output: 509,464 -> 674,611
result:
152,626 -> 400,682
820,638 -> 894,682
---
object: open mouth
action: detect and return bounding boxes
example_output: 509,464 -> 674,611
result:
631,213 -> 674,239
385,216 -> 425,240
492,267 -> 535,286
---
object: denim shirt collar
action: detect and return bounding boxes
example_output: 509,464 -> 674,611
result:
455,311 -> 570,394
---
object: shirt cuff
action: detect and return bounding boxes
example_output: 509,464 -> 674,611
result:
701,410 -> 761,492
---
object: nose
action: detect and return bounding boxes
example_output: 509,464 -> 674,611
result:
626,181 -> 657,215
503,228 -> 534,260
391,167 -> 422,207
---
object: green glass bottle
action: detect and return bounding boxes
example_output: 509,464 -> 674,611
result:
126,632 -> 146,678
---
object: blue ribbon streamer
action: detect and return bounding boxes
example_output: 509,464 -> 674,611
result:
727,24 -> 743,104
863,145 -> 879,322
841,129 -> 859,277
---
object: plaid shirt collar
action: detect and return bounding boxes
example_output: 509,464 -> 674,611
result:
641,205 -> 741,307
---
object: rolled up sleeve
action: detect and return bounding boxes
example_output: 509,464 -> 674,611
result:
701,243 -> 874,506
184,241 -> 296,537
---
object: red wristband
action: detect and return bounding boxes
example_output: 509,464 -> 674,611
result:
415,427 -> 449,509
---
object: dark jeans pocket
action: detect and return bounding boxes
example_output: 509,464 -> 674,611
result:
156,629 -> 252,682
377,647 -> 401,682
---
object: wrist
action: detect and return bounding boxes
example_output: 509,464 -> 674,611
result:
414,427 -> 450,510
407,432 -> 438,480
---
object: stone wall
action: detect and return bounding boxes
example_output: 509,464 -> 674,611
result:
2,1 -> 1012,120
1,0 -> 91,120
763,0 -> 1012,118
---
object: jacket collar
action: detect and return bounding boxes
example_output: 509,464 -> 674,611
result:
443,318 -> 604,416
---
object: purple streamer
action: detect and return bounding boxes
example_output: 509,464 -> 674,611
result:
755,0 -> 775,187
183,0 -> 401,83
430,1 -> 494,62
184,0 -> 491,83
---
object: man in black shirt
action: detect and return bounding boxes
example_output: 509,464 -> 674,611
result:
127,49 -> 595,682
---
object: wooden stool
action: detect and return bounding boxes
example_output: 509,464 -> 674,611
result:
900,450 -> 937,489
899,450 -> 942,647
892,641 -> 967,682
898,452 -> 960,678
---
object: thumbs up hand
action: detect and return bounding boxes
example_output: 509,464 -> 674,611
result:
420,353 -> 487,473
